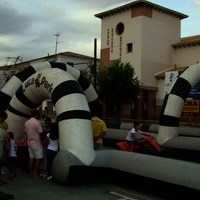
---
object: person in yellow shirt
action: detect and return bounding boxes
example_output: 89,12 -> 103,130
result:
91,116 -> 107,150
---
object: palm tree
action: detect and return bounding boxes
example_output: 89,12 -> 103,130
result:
97,60 -> 141,124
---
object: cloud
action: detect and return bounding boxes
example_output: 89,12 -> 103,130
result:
0,3 -> 34,35
71,0 -> 130,9
0,0 -> 199,67
194,0 -> 200,7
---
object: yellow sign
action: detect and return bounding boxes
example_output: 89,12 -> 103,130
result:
182,99 -> 199,113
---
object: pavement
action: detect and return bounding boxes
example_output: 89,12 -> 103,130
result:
0,167 -> 120,200
1,165 -> 200,200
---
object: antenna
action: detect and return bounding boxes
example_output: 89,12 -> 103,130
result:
54,33 -> 60,54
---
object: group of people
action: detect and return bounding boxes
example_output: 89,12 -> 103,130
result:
0,107 -> 108,184
0,106 -> 158,184
24,109 -> 59,180
0,109 -> 59,184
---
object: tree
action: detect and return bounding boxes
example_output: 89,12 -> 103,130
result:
97,60 -> 141,123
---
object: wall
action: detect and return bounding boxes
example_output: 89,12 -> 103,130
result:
141,10 -> 181,87
171,45 -> 200,66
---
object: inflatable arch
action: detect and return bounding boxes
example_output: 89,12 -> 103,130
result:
6,68 -> 95,166
0,61 -> 99,180
157,63 -> 200,150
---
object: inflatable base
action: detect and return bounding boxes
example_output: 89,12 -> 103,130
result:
52,150 -> 85,183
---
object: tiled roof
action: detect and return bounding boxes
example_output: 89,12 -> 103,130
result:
172,35 -> 200,49
60,51 -> 98,60
95,0 -> 188,19
0,51 -> 98,69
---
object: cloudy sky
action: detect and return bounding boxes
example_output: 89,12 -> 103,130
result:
0,0 -> 200,66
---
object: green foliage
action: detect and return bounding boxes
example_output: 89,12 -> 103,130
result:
97,60 -> 141,105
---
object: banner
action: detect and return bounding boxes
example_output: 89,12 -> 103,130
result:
182,99 -> 199,113
165,71 -> 179,93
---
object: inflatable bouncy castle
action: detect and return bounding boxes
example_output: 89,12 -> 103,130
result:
0,61 -> 200,190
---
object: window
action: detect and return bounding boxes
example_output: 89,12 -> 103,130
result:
127,43 -> 133,53
116,22 -> 125,35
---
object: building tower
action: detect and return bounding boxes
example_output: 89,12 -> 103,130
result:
95,0 -> 187,120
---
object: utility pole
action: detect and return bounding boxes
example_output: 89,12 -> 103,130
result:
93,38 -> 97,90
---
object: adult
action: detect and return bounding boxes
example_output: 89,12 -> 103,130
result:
0,111 -> 9,178
24,110 -> 44,178
91,116 -> 107,150
0,111 -> 9,155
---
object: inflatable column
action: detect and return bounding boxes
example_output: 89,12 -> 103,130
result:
158,63 -> 200,145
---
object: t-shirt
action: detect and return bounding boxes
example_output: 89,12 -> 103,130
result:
47,134 -> 59,152
91,117 -> 107,144
126,128 -> 143,142
24,117 -> 43,146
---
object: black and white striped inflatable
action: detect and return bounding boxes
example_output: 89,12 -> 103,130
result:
0,61 -> 99,181
7,68 -> 95,164
157,64 -> 200,147
0,61 -> 99,113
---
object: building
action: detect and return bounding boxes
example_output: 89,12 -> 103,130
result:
95,0 -> 200,121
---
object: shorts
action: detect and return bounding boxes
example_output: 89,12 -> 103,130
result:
28,143 -> 43,159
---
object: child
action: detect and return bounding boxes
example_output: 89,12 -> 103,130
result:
7,132 -> 17,180
46,123 -> 59,180
126,121 -> 151,151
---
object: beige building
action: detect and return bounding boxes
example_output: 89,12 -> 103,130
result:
0,51 -> 98,87
95,0 -> 200,121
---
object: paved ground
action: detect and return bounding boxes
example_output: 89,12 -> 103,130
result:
0,168 -> 119,200
1,166 -> 200,200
